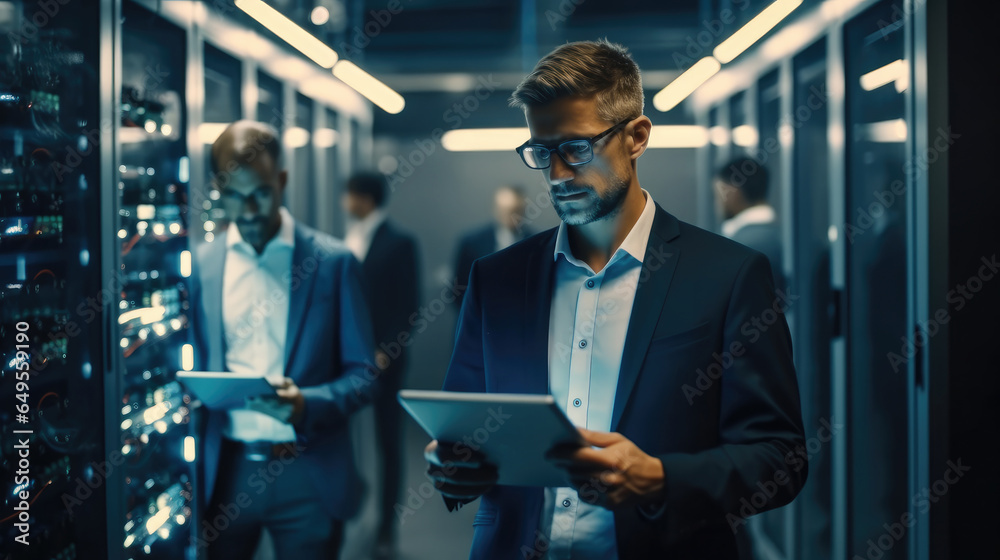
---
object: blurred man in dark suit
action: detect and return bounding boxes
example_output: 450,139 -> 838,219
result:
342,171 -> 420,560
714,157 -> 785,293
452,185 -> 532,308
192,121 -> 379,560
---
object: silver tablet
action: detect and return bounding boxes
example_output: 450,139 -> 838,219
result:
176,371 -> 277,410
398,389 -> 584,487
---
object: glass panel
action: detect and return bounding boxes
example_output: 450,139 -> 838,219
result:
293,93 -> 313,226
729,89 -> 749,155
844,1 -> 909,558
256,70 -> 283,132
119,3 -> 197,557
0,1 -> 108,556
792,38 -> 833,560
201,44 -> 241,243
754,66 -> 789,554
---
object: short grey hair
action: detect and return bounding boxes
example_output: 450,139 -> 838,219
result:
509,39 -> 644,124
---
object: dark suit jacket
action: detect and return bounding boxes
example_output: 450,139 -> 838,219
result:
189,223 -> 379,520
361,220 -> 419,370
444,204 -> 806,559
730,221 -> 785,294
453,224 -> 531,309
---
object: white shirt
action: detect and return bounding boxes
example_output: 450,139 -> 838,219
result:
721,204 -> 775,238
223,207 -> 297,443
495,225 -> 517,252
539,189 -> 656,559
344,208 -> 387,262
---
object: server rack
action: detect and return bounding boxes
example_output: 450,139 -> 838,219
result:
115,2 -> 199,558
1,1 -> 112,558
2,1 -> 372,557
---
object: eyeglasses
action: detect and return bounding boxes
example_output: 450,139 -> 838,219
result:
515,119 -> 631,170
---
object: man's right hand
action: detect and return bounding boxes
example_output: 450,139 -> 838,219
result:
424,439 -> 498,502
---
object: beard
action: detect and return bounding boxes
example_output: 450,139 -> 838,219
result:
235,217 -> 267,248
550,171 -> 630,226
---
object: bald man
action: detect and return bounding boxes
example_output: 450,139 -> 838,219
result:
189,121 -> 379,559
452,185 -> 533,309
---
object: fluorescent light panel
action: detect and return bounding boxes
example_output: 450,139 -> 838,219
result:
732,125 -> 759,147
333,61 -> 405,114
860,59 -> 908,92
441,128 -> 527,152
235,0 -> 338,68
442,126 -> 710,152
647,126 -> 709,148
653,57 -> 722,112
283,126 -> 311,148
713,0 -> 803,64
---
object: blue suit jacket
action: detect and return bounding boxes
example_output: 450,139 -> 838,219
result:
189,223 -> 379,519
444,205 -> 806,559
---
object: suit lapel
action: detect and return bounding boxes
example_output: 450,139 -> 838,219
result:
284,226 -> 317,373
520,230 -> 558,395
202,236 -> 228,371
611,206 -> 682,431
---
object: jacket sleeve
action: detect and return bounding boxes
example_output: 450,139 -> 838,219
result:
296,254 -> 380,442
439,259 -> 487,512
648,253 -> 807,534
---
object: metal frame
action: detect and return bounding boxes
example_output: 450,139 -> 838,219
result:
102,0 -> 124,555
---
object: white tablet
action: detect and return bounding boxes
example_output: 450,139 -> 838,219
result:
398,389 -> 584,487
176,371 -> 277,410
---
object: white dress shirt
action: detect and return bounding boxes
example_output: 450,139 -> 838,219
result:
223,207 -> 297,443
344,208 -> 387,262
721,204 -> 775,238
495,225 -> 517,252
539,189 -> 657,559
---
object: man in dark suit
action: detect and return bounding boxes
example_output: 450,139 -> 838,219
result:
342,171 -> 420,559
452,184 -> 531,309
424,41 -> 806,559
715,156 -> 785,293
190,121 -> 379,559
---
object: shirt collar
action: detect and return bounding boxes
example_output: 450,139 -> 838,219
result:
346,208 -> 387,238
227,206 -> 295,253
553,188 -> 656,268
721,204 -> 775,238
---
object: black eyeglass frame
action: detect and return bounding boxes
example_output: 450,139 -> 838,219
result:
515,118 -> 632,169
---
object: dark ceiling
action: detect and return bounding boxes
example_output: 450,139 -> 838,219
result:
213,0 -> 807,134
218,0 -> 793,77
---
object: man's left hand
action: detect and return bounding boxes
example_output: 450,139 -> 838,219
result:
548,428 -> 665,511
272,377 -> 305,425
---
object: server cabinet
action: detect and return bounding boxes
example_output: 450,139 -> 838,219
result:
116,3 -> 198,558
1,1 -> 111,558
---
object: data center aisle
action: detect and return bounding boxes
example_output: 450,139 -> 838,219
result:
249,404 -> 476,560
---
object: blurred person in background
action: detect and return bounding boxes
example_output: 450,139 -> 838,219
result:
192,120 -> 378,560
452,184 -> 533,309
714,157 -> 785,293
342,171 -> 420,560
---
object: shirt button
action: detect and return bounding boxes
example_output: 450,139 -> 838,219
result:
573,398 -> 581,407
562,499 -> 572,507
586,279 -> 595,288
579,340 -> 587,349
